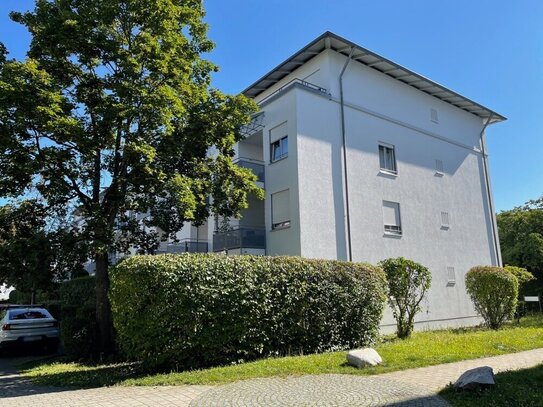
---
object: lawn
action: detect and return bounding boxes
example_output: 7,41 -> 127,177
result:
21,315 -> 543,388
440,364 -> 543,407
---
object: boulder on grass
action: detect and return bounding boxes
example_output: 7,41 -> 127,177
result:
453,366 -> 495,390
346,348 -> 382,368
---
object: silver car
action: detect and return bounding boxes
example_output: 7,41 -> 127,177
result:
0,306 -> 60,352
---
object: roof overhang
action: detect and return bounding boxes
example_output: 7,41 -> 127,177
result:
243,31 -> 506,124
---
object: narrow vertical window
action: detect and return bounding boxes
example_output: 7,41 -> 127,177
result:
271,190 -> 290,229
271,136 -> 288,162
379,144 -> 397,174
383,201 -> 402,236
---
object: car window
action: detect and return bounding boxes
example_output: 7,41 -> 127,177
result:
8,309 -> 51,320
0,310 -> 6,320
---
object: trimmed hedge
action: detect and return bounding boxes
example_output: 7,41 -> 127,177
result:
59,276 -> 97,358
110,254 -> 388,369
466,266 -> 519,330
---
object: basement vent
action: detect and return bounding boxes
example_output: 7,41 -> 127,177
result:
447,267 -> 456,286
430,108 -> 439,123
435,159 -> 444,174
441,211 -> 450,228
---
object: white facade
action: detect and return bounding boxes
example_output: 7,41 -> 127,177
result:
215,32 -> 505,331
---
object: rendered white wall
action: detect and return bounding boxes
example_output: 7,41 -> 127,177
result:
279,50 -> 499,329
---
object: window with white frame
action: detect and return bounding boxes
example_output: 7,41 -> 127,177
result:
270,122 -> 288,162
379,144 -> 397,174
383,201 -> 402,235
271,136 -> 288,162
271,190 -> 290,230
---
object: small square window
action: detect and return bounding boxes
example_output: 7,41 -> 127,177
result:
379,144 -> 397,174
383,201 -> 402,236
447,266 -> 456,285
271,136 -> 288,162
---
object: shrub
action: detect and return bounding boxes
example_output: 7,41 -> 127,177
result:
59,276 -> 97,358
465,266 -> 519,329
504,265 -> 535,290
379,257 -> 432,339
110,254 -> 388,369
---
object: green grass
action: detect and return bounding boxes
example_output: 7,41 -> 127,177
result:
440,364 -> 543,407
21,315 -> 543,388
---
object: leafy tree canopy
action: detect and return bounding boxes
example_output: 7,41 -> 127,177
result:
0,0 -> 260,352
497,195 -> 543,279
0,200 -> 87,298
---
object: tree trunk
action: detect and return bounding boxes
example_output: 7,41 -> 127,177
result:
30,290 -> 36,305
95,251 -> 114,355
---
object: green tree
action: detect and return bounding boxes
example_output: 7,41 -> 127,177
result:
497,196 -> 543,280
0,1 -> 260,353
0,201 -> 86,303
379,257 -> 431,339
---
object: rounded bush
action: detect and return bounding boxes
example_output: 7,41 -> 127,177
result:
379,257 -> 431,339
465,266 -> 519,330
110,254 -> 388,369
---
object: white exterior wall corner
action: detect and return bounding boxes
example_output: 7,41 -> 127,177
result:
261,90 -> 302,256
290,50 -> 498,330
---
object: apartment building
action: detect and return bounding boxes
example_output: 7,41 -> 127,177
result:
194,31 -> 504,330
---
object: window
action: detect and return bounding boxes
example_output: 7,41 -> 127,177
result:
379,144 -> 397,174
271,190 -> 290,230
383,201 -> 402,236
447,267 -> 456,285
441,211 -> 450,228
271,136 -> 288,162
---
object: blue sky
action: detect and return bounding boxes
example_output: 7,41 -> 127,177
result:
1,0 -> 541,211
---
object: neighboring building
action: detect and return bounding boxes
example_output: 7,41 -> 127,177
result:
210,31 -> 506,331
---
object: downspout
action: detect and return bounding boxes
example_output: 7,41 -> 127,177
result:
479,115 -> 502,266
340,48 -> 355,261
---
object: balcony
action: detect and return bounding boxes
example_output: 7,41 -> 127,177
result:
235,158 -> 265,184
213,227 -> 266,252
166,240 -> 209,254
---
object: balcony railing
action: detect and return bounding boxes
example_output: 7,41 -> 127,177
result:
213,227 -> 266,252
235,158 -> 265,183
166,240 -> 209,254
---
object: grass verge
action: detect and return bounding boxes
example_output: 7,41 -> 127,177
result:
21,315 -> 543,388
440,364 -> 543,406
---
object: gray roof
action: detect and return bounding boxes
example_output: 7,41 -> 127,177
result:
243,31 -> 505,123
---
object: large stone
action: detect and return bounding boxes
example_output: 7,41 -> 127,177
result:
346,348 -> 383,368
453,366 -> 495,390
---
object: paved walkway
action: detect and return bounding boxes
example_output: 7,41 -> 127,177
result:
0,348 -> 542,406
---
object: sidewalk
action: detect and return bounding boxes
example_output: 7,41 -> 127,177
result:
1,348 -> 542,406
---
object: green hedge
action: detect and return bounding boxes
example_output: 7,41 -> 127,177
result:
110,254 -> 388,369
59,276 -> 97,358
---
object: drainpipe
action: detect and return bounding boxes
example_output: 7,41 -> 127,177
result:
340,48 -> 355,262
479,115 -> 502,266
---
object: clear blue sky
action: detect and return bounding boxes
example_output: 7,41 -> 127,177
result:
1,0 -> 541,211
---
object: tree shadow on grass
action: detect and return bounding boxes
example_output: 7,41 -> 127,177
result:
439,364 -> 543,407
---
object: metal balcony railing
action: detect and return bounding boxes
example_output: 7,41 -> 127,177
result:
235,158 -> 265,183
166,240 -> 209,254
213,227 -> 266,252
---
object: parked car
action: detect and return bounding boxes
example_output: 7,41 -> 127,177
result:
0,305 -> 59,353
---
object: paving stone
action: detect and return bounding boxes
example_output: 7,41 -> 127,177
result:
190,374 -> 448,406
